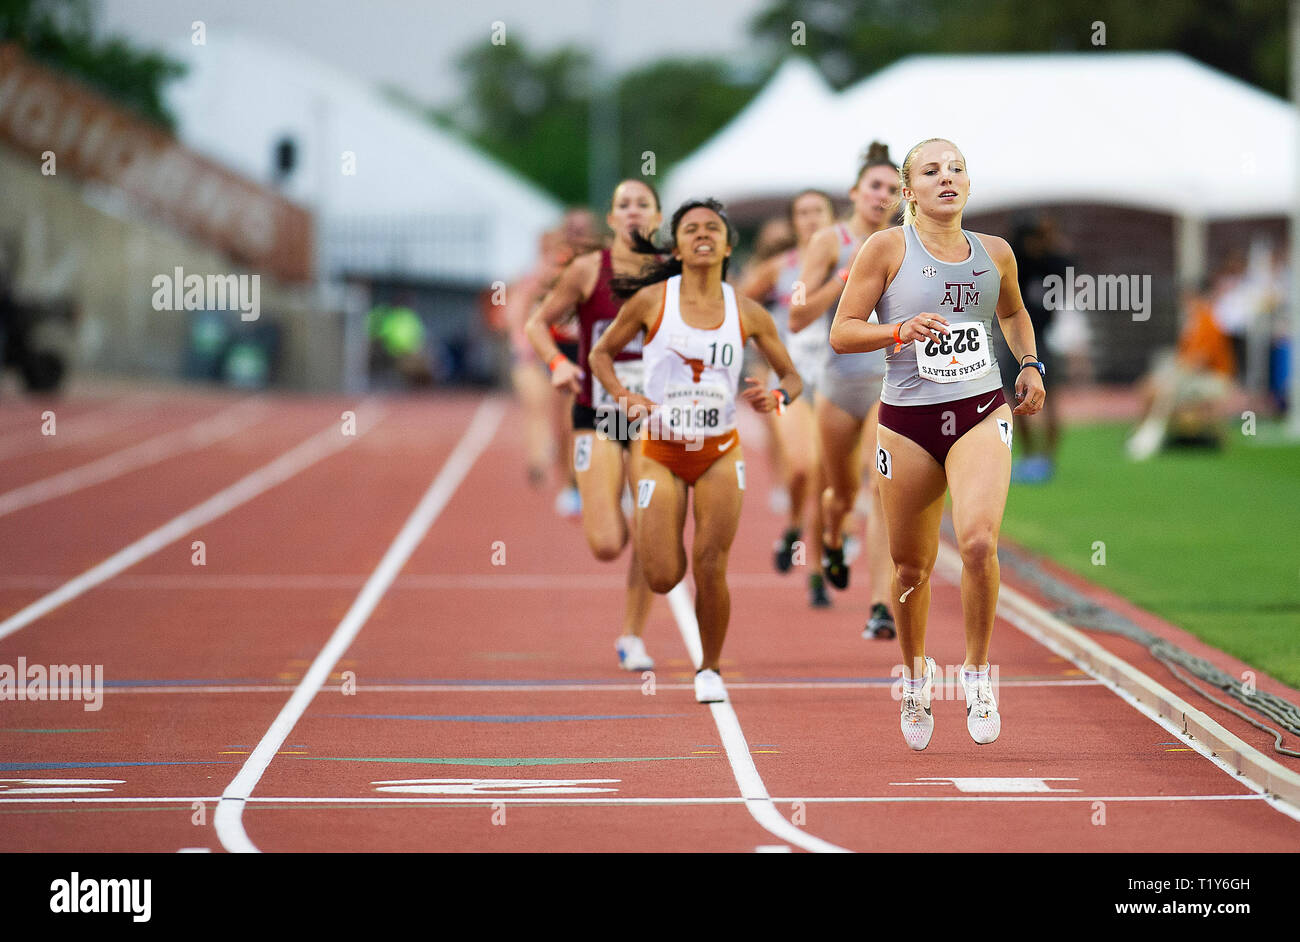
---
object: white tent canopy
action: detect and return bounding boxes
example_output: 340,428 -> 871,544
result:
665,52 -> 1296,221
663,57 -> 838,205
164,32 -> 562,283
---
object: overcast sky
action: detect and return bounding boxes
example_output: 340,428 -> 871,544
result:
96,0 -> 771,108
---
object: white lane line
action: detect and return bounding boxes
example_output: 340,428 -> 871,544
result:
665,582 -> 850,854
73,679 -> 1104,696
0,398 -> 268,518
933,541 -> 1300,825
0,399 -> 159,461
213,398 -> 506,854
0,794 -> 1266,806
0,400 -> 384,643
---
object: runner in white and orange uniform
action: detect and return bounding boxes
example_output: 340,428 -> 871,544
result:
830,138 -> 1046,750
526,179 -> 664,671
741,189 -> 837,607
788,142 -> 900,639
590,198 -> 802,703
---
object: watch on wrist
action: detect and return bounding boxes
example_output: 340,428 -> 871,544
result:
776,387 -> 792,406
1019,359 -> 1046,379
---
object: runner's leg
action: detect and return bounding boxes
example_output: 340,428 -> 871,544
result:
874,424 -> 947,678
690,447 -> 746,672
944,406 -> 1014,670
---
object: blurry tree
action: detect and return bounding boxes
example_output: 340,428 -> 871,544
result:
616,59 -> 761,187
750,0 -> 1287,97
439,34 -> 765,206
0,0 -> 185,129
451,36 -> 594,205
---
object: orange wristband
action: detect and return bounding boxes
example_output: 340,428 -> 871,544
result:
548,353 -> 567,373
892,323 -> 903,351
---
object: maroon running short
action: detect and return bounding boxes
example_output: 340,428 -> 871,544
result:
877,388 -> 1008,467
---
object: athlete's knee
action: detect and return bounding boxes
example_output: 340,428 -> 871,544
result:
583,518 -> 627,562
691,543 -> 729,579
958,527 -> 999,571
644,561 -> 684,595
588,536 -> 625,562
894,559 -> 932,590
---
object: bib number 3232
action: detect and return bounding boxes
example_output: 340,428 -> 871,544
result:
913,321 -> 992,384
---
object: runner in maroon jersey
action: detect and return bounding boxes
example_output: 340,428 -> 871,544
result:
525,179 -> 664,671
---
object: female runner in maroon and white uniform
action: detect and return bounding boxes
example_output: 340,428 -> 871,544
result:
525,179 -> 663,672
830,139 -> 1046,750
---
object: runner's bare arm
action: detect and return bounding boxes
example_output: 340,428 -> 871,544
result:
738,254 -> 781,303
787,227 -> 841,332
589,283 -> 661,416
740,297 -> 802,412
830,229 -> 910,353
982,235 -> 1045,416
524,251 -> 599,392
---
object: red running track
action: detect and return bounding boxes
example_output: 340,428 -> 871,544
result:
0,387 -> 1297,852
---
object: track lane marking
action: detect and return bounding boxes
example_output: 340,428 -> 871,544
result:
0,397 -> 268,518
52,679 -> 1103,695
0,794 -> 1268,805
665,583 -> 850,854
0,400 -> 384,642
933,540 -> 1300,824
213,398 -> 506,854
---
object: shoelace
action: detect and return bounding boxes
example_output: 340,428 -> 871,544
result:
901,692 -> 920,718
969,681 -> 996,718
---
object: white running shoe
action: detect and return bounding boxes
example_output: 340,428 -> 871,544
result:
554,486 -> 582,517
694,668 -> 727,703
900,656 -> 937,751
615,635 -> 654,671
960,667 -> 1001,744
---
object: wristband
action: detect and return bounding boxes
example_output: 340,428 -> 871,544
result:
548,353 -> 567,373
1019,353 -> 1039,365
892,323 -> 903,352
771,388 -> 788,415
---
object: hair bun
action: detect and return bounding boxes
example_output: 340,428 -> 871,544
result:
864,141 -> 891,164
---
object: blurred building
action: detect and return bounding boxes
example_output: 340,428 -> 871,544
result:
163,31 -> 562,389
665,53 -> 1294,383
0,33 -> 561,392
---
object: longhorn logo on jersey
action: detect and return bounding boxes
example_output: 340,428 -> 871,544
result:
941,282 -> 979,314
671,349 -> 709,383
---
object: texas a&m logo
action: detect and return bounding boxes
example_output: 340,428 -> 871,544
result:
941,281 -> 979,313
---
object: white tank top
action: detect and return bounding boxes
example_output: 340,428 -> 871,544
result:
643,275 -> 745,439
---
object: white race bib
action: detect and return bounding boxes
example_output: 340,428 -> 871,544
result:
593,360 -> 645,412
913,321 -> 992,384
660,382 -> 729,438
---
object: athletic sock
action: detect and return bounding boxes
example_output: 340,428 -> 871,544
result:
903,673 -> 925,694
962,666 -> 989,684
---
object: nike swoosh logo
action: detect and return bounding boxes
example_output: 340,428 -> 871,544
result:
717,438 -> 734,453
976,396 -> 997,413
972,269 -> 990,276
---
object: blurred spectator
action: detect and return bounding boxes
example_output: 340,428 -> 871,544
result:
367,295 -> 433,387
999,215 -> 1072,482
1126,275 -> 1236,459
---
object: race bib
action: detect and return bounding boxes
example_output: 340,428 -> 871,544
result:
660,382 -> 729,438
913,321 -> 992,384
593,359 -> 645,412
